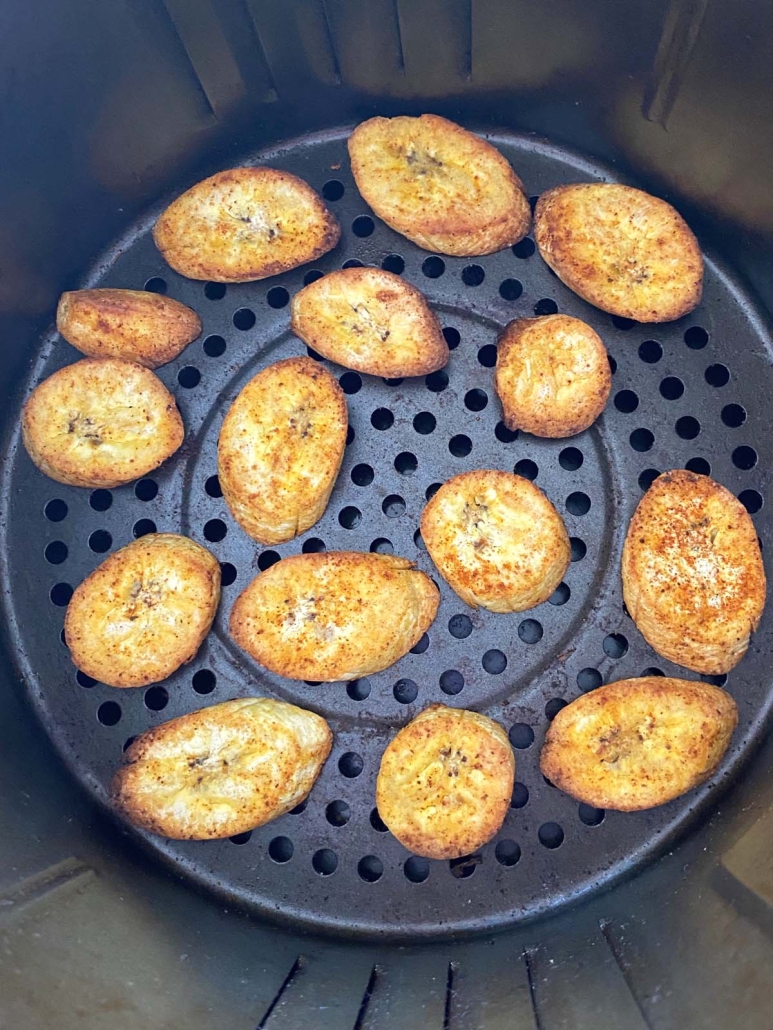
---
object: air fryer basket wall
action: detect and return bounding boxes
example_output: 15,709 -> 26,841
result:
1,1 -> 772,1027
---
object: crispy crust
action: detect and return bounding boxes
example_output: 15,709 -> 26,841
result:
21,357 -> 184,488
376,704 -> 515,859
420,470 -> 570,612
65,534 -> 221,688
622,470 -> 766,674
152,167 -> 340,282
495,314 -> 611,437
229,551 -> 440,682
56,289 -> 201,369
218,356 -> 347,545
534,183 -> 703,322
111,698 -> 332,839
290,266 -> 448,377
540,677 -> 738,811
348,114 -> 531,256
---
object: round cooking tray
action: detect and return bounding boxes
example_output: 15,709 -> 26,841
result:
2,128 -> 772,940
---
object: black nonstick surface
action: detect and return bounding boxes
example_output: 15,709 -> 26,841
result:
2,127 -> 772,940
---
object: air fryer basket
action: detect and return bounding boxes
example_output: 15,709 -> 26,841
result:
1,1 -> 773,1027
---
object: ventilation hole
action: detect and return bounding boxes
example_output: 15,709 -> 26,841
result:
722,403 -> 747,428
60,628 -> 67,645
703,363 -> 730,389
425,370 -> 448,392
657,377 -> 683,402
269,836 -> 294,863
203,335 -> 226,360
370,537 -> 394,554
641,666 -> 665,677
534,298 -> 558,316
88,529 -> 112,553
450,854 -> 480,878
97,700 -> 121,726
339,371 -> 362,396
205,475 -> 222,499
192,669 -> 216,694
465,388 -> 488,412
370,808 -> 388,832
549,582 -> 570,606
339,752 -> 363,778
346,426 -> 355,445
257,550 -> 281,571
411,633 -> 430,655
509,723 -> 534,749
266,286 -> 289,309
543,775 -> 557,788
638,468 -> 660,490
578,804 -> 605,826
559,446 -> 583,471
204,282 -> 226,300
630,428 -> 654,452
495,421 -> 518,443
449,434 -> 472,457
639,340 -> 663,363
50,583 -> 73,607
477,344 -> 497,368
134,478 -> 158,502
462,264 -> 485,286
570,537 -> 587,562
611,315 -> 635,330
449,614 -> 473,639
422,256 -> 445,278
230,831 -> 252,845
545,698 -> 567,721
566,492 -> 591,516
577,668 -> 602,691
371,407 -> 394,430
322,179 -> 344,201
518,619 -> 543,644
426,483 -> 442,501
219,562 -> 236,586
302,538 -> 327,553
676,415 -> 700,440
144,685 -> 168,711
733,445 -> 758,470
511,782 -> 529,808
415,530 -> 426,553
512,237 -> 536,258
684,326 -> 708,349
394,678 -> 418,704
342,259 -> 363,269
204,518 -> 227,542
303,269 -> 325,286
144,277 -> 167,294
338,506 -> 362,529
404,856 -> 430,883
45,498 -> 68,522
177,366 -> 200,388
495,840 -> 521,867
382,253 -> 404,274
608,355 -> 618,374
413,411 -> 436,435
290,800 -> 308,815
440,669 -> 464,695
45,541 -> 68,565
701,672 -> 729,687
529,195 -> 539,212
739,489 -> 763,514
122,736 -> 136,751
306,347 -> 325,363
352,215 -> 374,237
347,678 -> 371,701
442,327 -> 461,350
351,463 -> 374,487
382,495 -> 405,518
483,649 -> 507,674
499,278 -> 523,300
232,308 -> 256,331
76,671 -> 96,688
395,451 -> 418,475
383,376 -> 404,387
515,459 -> 538,481
326,801 -> 351,827
538,822 -> 564,849
685,457 -> 711,475
614,389 -> 639,413
603,633 -> 628,658
358,855 -> 383,882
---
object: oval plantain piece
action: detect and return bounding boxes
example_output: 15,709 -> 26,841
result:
56,288 -> 201,369
218,356 -> 347,545
22,357 -> 184,488
420,470 -> 570,612
152,167 -> 340,282
229,551 -> 440,681
290,266 -> 448,378
348,114 -> 531,256
622,470 -> 766,674
65,534 -> 221,688
540,676 -> 737,811
111,698 -> 332,839
376,704 -> 515,859
495,314 -> 611,438
534,183 -> 703,322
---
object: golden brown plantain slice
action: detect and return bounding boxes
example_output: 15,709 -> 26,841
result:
348,114 -> 531,256
111,698 -> 332,839
229,551 -> 440,681
290,266 -> 448,377
65,534 -> 220,688
21,357 -> 184,488
56,288 -> 201,368
622,470 -> 766,674
153,167 -> 340,282
218,356 -> 347,545
534,183 -> 703,322
540,676 -> 737,811
376,704 -> 515,859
